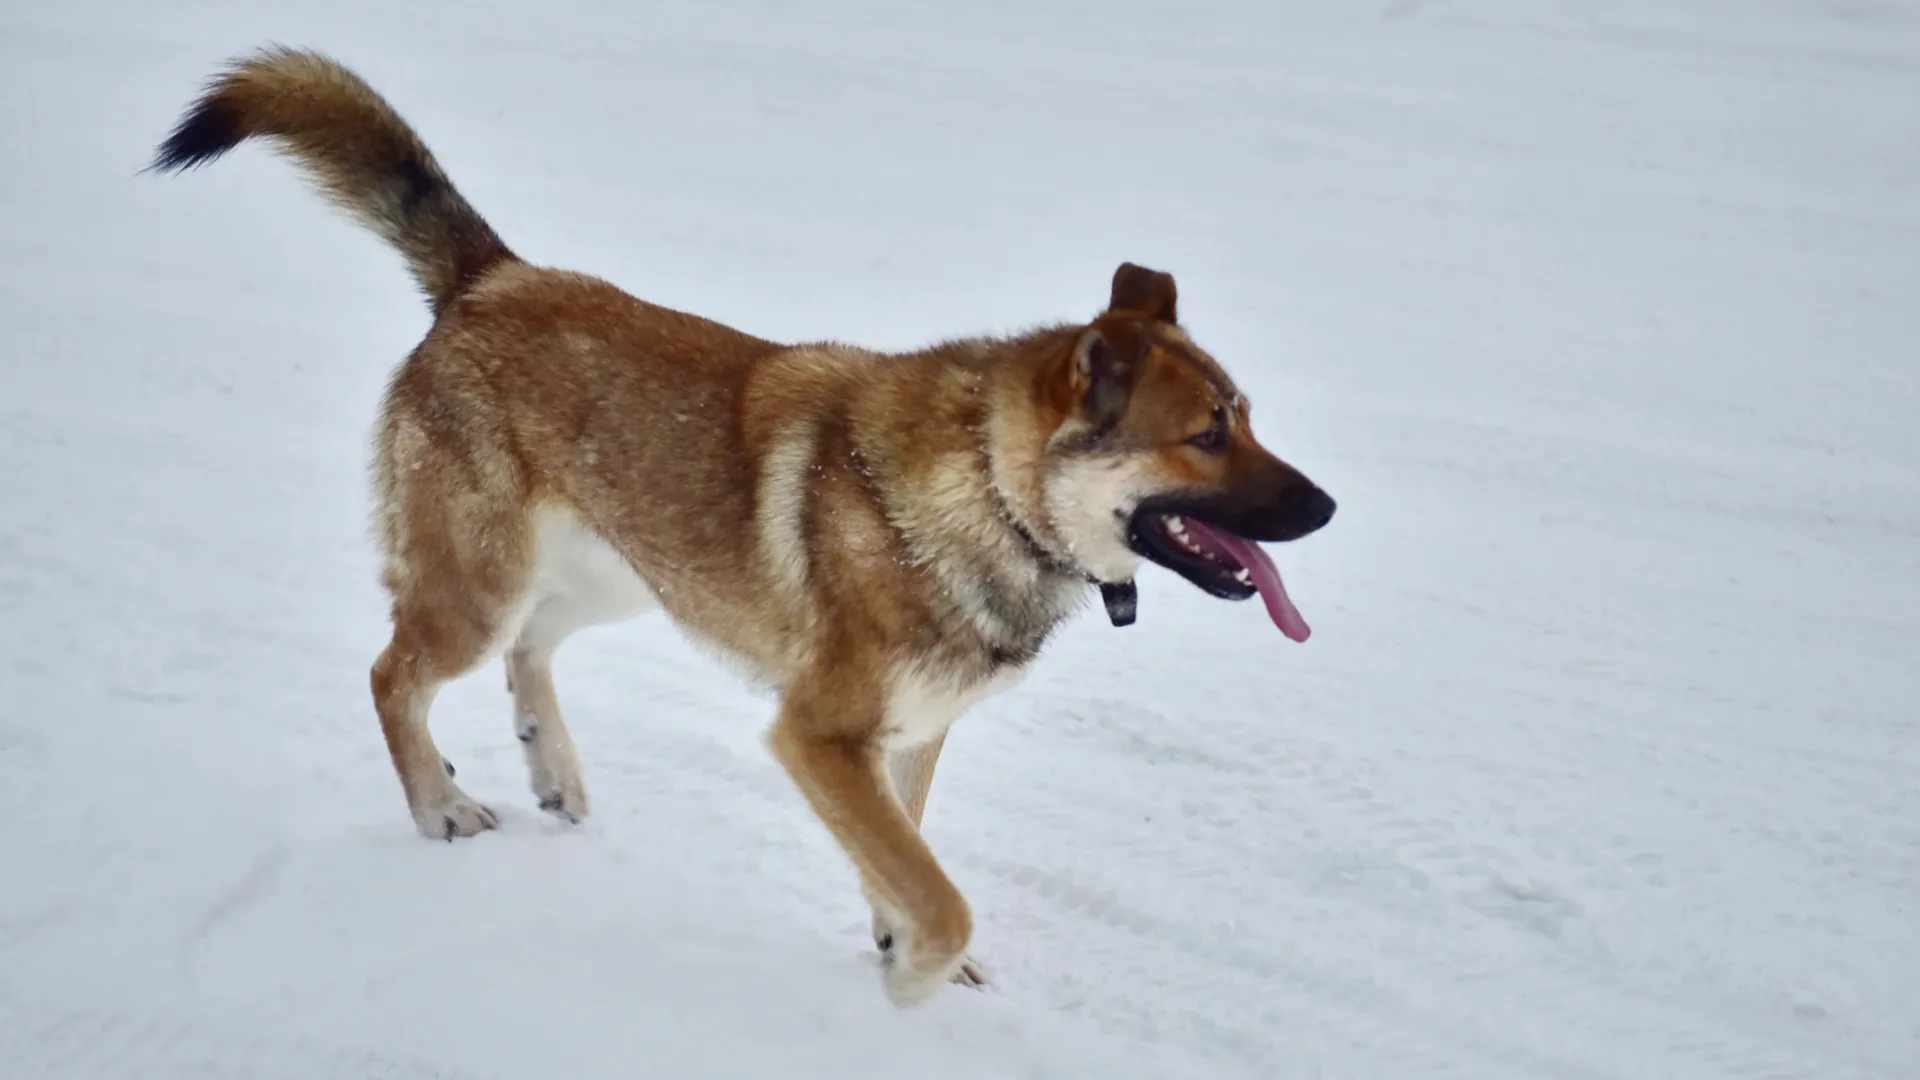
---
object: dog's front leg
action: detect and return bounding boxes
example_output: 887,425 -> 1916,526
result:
870,734 -> 946,951
766,681 -> 973,1007
865,734 -> 987,988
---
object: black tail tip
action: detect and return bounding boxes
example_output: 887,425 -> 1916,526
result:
151,96 -> 246,173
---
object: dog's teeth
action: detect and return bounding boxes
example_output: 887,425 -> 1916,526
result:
1234,568 -> 1252,584
1162,514 -> 1212,557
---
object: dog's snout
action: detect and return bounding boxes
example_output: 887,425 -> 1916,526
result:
1267,482 -> 1335,542
1301,486 -> 1336,533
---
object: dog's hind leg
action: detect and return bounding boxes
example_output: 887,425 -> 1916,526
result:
374,619 -> 514,840
369,411 -> 537,840
504,604 -> 591,824
501,508 -> 662,823
373,569 -> 534,838
371,549 -> 535,839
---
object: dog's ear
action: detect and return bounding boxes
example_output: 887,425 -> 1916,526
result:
1069,325 -> 1147,430
1108,262 -> 1177,323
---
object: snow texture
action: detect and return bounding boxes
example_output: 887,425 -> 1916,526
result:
2,0 -> 1917,1076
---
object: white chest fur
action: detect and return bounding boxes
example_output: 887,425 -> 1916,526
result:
880,665 -> 1028,752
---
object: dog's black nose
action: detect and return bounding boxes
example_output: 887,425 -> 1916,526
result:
1270,483 -> 1335,541
1303,487 -> 1336,533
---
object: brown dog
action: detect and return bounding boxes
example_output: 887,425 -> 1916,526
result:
152,47 -> 1335,1005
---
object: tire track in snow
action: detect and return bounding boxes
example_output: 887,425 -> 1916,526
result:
568,709 -> 1701,1077
570,689 -> 1892,1079
0,996 -> 491,1080
999,696 -> 1893,1079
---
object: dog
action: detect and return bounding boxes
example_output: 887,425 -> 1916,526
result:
151,47 -> 1335,1006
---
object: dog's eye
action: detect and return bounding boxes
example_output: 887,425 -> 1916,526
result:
1187,406 -> 1228,452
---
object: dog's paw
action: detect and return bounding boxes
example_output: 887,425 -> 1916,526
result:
876,933 -> 987,997
882,952 -> 977,1007
530,763 -> 587,824
535,786 -> 586,824
950,954 -> 989,989
522,730 -> 588,824
411,790 -> 499,841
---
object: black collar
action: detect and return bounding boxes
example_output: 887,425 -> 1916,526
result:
1004,513 -> 1079,579
981,443 -> 1138,628
1000,506 -> 1138,628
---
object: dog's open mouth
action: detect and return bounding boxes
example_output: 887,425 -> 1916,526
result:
1127,509 -> 1312,642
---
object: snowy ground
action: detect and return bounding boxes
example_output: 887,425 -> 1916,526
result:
3,1 -> 1917,1076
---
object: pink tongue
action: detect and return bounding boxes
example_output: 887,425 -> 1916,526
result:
1180,519 -> 1312,642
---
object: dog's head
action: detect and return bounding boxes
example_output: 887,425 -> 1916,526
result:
1036,262 -> 1334,639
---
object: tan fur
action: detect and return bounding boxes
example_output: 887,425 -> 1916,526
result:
150,46 -> 511,314
152,47 -> 1332,1006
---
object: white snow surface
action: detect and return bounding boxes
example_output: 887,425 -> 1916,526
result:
3,1 -> 1917,1076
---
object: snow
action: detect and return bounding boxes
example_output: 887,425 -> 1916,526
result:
3,0 -> 1917,1076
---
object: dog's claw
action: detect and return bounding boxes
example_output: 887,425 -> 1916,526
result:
537,793 -> 580,823
416,794 -> 497,841
443,758 -> 456,777
872,932 -> 982,989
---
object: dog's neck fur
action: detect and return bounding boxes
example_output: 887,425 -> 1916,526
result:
857,325 -> 1096,672
978,329 -> 1086,572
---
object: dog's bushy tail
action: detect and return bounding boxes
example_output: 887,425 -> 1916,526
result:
152,46 -> 516,315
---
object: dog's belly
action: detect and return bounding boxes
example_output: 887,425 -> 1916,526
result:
881,666 -> 1028,752
518,505 -> 660,649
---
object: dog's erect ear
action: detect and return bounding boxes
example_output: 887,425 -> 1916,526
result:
1108,262 -> 1178,323
1072,326 -> 1147,429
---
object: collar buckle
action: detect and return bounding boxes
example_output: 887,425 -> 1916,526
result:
1099,580 -> 1138,627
